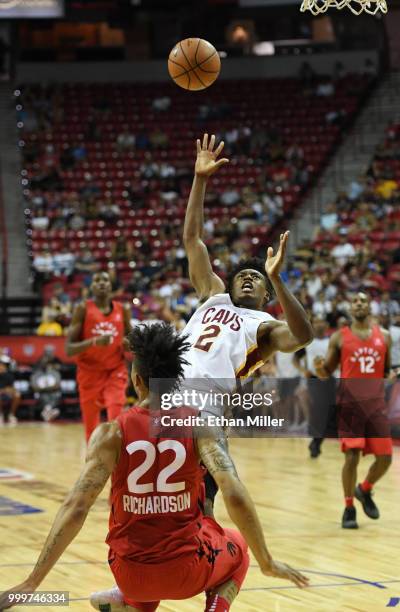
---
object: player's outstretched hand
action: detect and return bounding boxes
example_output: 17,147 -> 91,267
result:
263,560 -> 310,588
195,134 -> 229,178
265,231 -> 289,280
94,334 -> 113,347
313,356 -> 328,379
0,580 -> 37,610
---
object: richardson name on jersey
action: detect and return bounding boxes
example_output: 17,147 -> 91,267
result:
122,492 -> 191,515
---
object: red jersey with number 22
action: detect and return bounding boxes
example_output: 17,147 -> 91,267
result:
340,325 -> 386,379
106,407 -> 204,564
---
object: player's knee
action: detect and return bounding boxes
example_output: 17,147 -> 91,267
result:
345,449 -> 360,467
226,529 -> 249,569
377,454 -> 392,468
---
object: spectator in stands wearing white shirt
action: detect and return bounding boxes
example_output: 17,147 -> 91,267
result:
31,208 -> 50,231
369,297 -> 381,318
140,152 -> 160,179
379,291 -> 400,318
336,293 -> 351,315
53,248 -> 75,277
262,191 -> 284,219
152,96 -> 171,112
312,291 -> 332,317
225,127 -> 239,150
220,187 -> 240,206
380,313 -> 400,368
316,81 -> 335,96
320,204 -> 338,232
159,162 -> 176,179
320,272 -> 338,300
347,176 -> 365,201
33,249 -> 54,276
116,127 -> 135,153
99,200 -> 121,223
331,235 -> 356,266
305,272 -> 322,299
380,312 -> 400,432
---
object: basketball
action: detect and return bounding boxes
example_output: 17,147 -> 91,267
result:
168,38 -> 221,91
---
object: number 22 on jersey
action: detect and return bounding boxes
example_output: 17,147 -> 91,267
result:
126,440 -> 187,494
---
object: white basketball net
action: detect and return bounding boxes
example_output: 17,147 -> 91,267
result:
300,0 -> 387,15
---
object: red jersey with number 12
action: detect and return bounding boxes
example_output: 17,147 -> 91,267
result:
106,407 -> 204,564
340,325 -> 386,379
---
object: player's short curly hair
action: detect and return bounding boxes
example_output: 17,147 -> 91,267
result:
128,322 -> 190,394
227,257 -> 274,299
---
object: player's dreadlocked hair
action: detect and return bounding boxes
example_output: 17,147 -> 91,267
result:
226,257 -> 274,300
128,322 -> 191,394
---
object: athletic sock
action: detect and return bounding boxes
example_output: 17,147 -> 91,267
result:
360,480 -> 373,493
345,496 -> 354,508
205,594 -> 231,612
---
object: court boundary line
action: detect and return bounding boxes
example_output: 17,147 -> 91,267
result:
0,559 -> 399,591
64,580 -> 400,602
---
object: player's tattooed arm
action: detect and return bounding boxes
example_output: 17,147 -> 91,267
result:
197,436 -> 239,478
196,434 -> 309,588
25,422 -> 121,589
183,134 -> 227,300
196,437 -> 307,586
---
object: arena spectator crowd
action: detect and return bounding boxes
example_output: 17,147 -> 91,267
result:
15,70 -> 385,335
7,68 -> 400,429
285,119 -> 400,329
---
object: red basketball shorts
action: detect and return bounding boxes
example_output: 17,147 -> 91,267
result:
338,398 -> 393,456
77,363 -> 128,440
108,517 -> 250,611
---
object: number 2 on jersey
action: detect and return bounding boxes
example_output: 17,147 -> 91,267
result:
126,440 -> 186,494
194,324 -> 221,352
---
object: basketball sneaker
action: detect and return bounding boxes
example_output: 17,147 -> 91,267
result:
90,586 -> 136,611
9,415 -> 18,425
342,506 -> 358,529
355,484 -> 380,519
308,438 -> 322,458
41,406 -> 60,422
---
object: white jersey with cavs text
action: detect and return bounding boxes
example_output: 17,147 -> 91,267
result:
181,293 -> 276,394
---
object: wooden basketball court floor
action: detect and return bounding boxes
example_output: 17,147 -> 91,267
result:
0,423 -> 399,611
